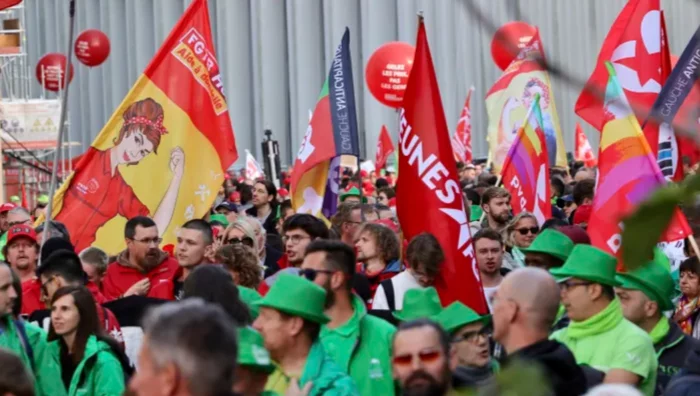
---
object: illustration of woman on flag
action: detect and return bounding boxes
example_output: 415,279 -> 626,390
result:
54,98 -> 185,251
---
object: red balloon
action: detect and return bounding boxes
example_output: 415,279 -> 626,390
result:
75,29 -> 110,67
35,53 -> 74,92
365,42 -> 415,108
491,21 -> 537,71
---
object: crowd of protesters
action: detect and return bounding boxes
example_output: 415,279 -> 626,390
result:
2,161 -> 700,396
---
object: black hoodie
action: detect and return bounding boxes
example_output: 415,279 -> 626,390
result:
504,339 -> 587,396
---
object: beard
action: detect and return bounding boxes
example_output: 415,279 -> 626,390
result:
401,370 -> 450,396
493,211 -> 511,224
322,279 -> 335,309
139,249 -> 161,271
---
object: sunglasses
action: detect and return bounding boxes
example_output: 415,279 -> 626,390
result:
299,268 -> 335,281
515,226 -> 539,235
226,237 -> 254,247
392,350 -> 441,367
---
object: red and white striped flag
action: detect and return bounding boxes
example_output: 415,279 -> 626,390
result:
452,86 -> 474,163
246,149 -> 264,180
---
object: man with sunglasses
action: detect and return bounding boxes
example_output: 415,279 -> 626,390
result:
435,302 -> 496,389
392,319 -> 457,396
550,245 -> 657,395
492,267 -> 586,396
102,216 -> 179,301
301,240 -> 396,396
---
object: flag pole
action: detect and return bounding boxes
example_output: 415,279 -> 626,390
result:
42,0 -> 77,249
478,94 -> 540,224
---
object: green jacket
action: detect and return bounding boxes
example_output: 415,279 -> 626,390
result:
300,341 -> 359,396
321,296 -> 396,396
0,231 -> 7,260
50,335 -> 126,396
0,315 -> 66,396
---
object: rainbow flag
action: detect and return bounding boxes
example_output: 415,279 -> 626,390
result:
500,95 -> 551,225
290,29 -> 360,221
485,29 -> 566,172
589,62 -> 689,259
49,0 -> 238,254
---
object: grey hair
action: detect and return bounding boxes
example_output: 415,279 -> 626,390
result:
7,207 -> 30,218
142,299 -> 238,396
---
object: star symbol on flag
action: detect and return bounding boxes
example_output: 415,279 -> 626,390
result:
297,187 -> 323,215
439,200 -> 471,252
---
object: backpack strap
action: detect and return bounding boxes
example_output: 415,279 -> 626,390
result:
14,320 -> 35,371
382,279 -> 396,312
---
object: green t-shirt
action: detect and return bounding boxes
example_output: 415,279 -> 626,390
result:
321,296 -> 396,396
551,302 -> 657,396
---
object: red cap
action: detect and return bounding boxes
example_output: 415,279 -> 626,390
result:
0,202 -> 17,213
230,191 -> 241,203
6,224 -> 37,245
573,204 -> 592,226
360,170 -> 368,178
557,225 -> 591,245
278,188 -> 289,198
373,218 -> 399,233
224,173 -> 231,180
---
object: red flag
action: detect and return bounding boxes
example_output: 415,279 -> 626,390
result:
0,1 -> 20,11
574,122 -> 597,168
375,125 -> 395,171
452,86 -> 474,163
575,0 -> 663,154
397,20 -> 488,314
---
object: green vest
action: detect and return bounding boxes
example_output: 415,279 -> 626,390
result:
49,335 -> 125,396
321,296 -> 396,396
0,315 -> 66,396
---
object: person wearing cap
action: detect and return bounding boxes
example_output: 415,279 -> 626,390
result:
0,262 -> 67,396
214,201 -> 238,224
550,245 -> 657,395
340,187 -> 362,204
253,273 -> 358,396
492,267 -> 587,396
32,194 -> 50,220
234,326 -> 278,395
0,202 -> 17,233
393,287 -> 443,323
615,249 -> 697,395
3,224 -> 43,316
435,302 -> 496,389
301,240 -> 396,396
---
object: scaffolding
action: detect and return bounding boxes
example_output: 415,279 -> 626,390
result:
0,1 -> 76,207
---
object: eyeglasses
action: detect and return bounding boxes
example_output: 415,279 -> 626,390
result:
299,268 -> 336,281
226,237 -> 254,247
283,234 -> 311,245
392,350 -> 442,367
452,328 -> 490,344
515,227 -> 539,235
40,276 -> 56,297
131,237 -> 162,246
559,280 -> 592,292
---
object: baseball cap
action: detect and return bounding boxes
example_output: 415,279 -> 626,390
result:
7,224 -> 37,245
215,201 -> 238,213
0,202 -> 17,213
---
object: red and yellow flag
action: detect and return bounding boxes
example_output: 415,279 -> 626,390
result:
50,0 -> 238,254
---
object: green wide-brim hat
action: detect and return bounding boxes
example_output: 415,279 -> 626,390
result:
615,248 -> 675,311
255,273 -> 330,324
239,286 -> 262,319
237,326 -> 275,374
340,187 -> 363,202
520,229 -> 574,262
550,244 -> 621,287
435,302 -> 490,334
393,287 -> 443,322
209,213 -> 230,227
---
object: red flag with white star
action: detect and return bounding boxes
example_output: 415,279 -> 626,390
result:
575,0 -> 663,154
375,125 -> 395,171
397,20 -> 488,314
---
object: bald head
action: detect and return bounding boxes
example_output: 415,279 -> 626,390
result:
500,267 -> 561,330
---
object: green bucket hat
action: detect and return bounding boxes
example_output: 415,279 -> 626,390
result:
237,326 -> 275,374
435,302 -> 490,334
340,187 -> 365,203
255,273 -> 330,324
469,205 -> 483,222
239,286 -> 262,319
393,287 -> 443,322
615,248 -> 675,311
209,213 -> 229,227
520,229 -> 574,261
549,245 -> 621,287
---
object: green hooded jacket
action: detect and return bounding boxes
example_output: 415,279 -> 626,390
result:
321,295 -> 396,396
0,315 -> 66,396
50,335 -> 126,396
300,341 -> 359,396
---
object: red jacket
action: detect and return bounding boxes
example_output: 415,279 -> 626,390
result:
149,267 -> 184,301
20,278 -> 44,317
102,250 -> 179,301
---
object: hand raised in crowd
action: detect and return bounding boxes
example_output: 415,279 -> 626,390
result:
124,278 -> 150,297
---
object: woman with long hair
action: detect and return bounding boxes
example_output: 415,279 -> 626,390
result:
504,212 -> 540,269
48,286 -> 130,395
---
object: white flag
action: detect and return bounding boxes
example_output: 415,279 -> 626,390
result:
246,150 -> 264,180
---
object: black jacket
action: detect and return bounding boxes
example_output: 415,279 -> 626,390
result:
655,321 -> 699,395
665,337 -> 700,396
245,206 -> 278,236
504,339 -> 587,396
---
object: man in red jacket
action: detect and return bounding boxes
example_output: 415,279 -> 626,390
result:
3,223 -> 42,316
150,219 -> 213,300
102,216 -> 178,300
